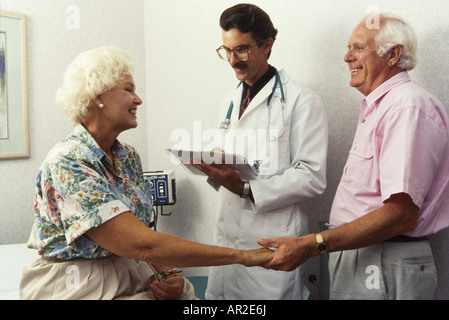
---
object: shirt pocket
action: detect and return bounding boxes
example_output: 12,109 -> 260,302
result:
341,142 -> 374,189
238,208 -> 290,250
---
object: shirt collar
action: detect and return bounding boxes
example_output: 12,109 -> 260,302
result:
73,124 -> 128,163
242,65 -> 277,99
364,71 -> 411,109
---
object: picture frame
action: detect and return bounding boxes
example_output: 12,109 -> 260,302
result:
0,10 -> 29,159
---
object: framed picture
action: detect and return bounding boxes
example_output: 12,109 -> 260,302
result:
0,10 -> 29,159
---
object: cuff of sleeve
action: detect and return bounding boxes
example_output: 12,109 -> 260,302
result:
66,200 -> 130,246
246,180 -> 262,214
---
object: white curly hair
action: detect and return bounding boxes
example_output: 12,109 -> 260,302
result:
55,46 -> 134,125
373,13 -> 418,71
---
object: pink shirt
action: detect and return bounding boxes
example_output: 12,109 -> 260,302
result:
330,72 -> 449,237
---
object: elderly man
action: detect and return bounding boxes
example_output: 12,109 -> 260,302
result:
258,13 -> 449,299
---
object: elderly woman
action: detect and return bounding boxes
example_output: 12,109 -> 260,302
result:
20,46 -> 273,300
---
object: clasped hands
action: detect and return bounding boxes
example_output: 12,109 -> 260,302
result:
256,234 -> 316,271
149,266 -> 185,300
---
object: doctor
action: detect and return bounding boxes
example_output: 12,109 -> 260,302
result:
192,4 -> 328,300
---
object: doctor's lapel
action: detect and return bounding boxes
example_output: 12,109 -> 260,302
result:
230,85 -> 244,125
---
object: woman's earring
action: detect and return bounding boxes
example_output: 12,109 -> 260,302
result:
99,103 -> 105,109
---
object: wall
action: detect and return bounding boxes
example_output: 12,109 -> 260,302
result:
144,0 -> 449,299
0,0 -> 148,243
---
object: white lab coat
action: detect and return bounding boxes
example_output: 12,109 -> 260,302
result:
205,69 -> 328,300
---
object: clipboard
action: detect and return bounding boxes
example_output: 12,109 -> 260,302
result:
166,149 -> 259,180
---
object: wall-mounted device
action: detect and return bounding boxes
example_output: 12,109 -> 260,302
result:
143,170 -> 176,230
144,170 -> 176,206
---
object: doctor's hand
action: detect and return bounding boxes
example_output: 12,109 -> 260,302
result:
150,272 -> 185,300
191,160 -> 245,196
256,235 -> 316,271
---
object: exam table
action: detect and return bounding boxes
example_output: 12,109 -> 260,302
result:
0,243 -> 38,300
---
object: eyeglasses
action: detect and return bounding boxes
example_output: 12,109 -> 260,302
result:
216,43 -> 259,62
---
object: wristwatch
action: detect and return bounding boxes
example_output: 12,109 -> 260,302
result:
315,233 -> 328,254
240,181 -> 250,198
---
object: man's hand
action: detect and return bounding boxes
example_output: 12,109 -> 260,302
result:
256,234 -> 316,271
191,160 -> 244,196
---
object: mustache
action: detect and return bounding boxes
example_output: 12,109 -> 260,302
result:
232,63 -> 248,69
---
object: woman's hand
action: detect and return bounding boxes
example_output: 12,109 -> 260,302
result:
150,272 -> 185,300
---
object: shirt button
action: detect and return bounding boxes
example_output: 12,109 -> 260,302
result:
362,119 -> 366,123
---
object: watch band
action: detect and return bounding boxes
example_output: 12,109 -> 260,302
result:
240,181 -> 250,198
315,233 -> 328,254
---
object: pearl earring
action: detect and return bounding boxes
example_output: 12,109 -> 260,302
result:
99,103 -> 105,109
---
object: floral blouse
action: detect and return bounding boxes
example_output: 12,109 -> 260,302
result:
27,124 -> 153,260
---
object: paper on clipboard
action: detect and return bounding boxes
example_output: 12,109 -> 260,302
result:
166,149 -> 259,180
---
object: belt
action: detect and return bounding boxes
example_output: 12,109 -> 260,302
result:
384,235 -> 428,242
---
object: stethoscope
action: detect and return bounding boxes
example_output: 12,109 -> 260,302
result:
220,69 -> 286,140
